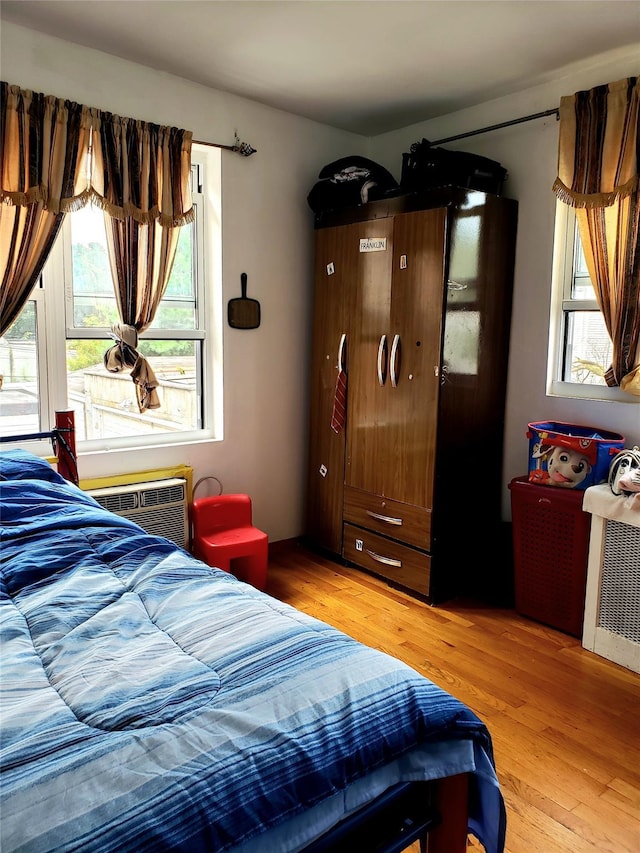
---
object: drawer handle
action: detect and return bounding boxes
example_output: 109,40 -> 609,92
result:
365,549 -> 402,568
366,510 -> 403,525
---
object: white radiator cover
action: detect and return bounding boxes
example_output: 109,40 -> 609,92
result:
582,486 -> 640,674
86,478 -> 189,550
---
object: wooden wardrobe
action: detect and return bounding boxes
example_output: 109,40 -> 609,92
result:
305,188 -> 518,603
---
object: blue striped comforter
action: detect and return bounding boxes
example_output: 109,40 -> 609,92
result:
0,451 -> 505,852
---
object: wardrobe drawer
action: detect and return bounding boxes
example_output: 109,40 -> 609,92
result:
343,523 -> 431,597
343,486 -> 431,550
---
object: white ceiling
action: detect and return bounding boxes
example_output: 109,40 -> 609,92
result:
1,1 -> 639,135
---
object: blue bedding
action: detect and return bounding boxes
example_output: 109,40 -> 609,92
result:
0,450 -> 506,852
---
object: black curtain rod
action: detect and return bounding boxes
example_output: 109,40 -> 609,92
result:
192,108 -> 559,154
193,132 -> 257,156
432,107 -> 559,146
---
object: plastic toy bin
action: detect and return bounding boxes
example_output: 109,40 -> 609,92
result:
509,476 -> 591,637
526,422 -> 624,490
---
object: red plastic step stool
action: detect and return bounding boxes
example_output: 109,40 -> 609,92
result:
190,494 -> 268,591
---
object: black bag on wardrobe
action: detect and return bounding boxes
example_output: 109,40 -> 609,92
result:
307,156 -> 400,213
400,138 -> 508,195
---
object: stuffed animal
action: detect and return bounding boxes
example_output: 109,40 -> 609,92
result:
546,445 -> 592,488
608,446 -> 640,495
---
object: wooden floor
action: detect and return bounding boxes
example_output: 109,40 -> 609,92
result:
265,540 -> 640,853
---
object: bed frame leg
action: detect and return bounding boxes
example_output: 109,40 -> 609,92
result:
425,773 -> 469,853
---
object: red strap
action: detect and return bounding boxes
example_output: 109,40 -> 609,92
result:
330,370 -> 347,434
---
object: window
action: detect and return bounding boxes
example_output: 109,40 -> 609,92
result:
548,202 -> 628,402
0,296 -> 43,437
0,147 -> 222,448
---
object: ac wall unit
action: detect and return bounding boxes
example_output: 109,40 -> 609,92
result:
86,478 -> 189,550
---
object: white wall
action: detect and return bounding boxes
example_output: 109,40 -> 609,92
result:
1,21 -> 362,542
370,45 -> 640,518
2,22 -> 638,538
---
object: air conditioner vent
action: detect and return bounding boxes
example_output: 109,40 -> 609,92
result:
86,477 -> 188,549
598,520 -> 640,644
97,492 -> 139,514
141,483 -> 186,507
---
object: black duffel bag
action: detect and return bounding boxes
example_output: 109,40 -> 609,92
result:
307,156 -> 400,213
400,138 -> 507,195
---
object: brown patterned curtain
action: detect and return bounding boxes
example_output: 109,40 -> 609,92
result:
0,83 -> 94,335
0,82 -> 194,411
553,76 -> 640,396
95,114 -> 193,411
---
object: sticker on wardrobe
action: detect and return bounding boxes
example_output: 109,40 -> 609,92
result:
359,238 -> 387,253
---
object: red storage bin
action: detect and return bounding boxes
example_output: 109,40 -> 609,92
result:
509,476 -> 591,637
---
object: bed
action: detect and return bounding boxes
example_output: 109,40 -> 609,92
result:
0,447 -> 506,853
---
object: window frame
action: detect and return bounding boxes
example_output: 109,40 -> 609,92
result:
1,145 -> 222,455
547,200 -> 633,404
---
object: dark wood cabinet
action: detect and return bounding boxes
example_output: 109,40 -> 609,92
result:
305,188 -> 518,602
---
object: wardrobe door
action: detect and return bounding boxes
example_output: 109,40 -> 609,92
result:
386,208 -> 447,512
345,209 -> 447,515
344,217 -> 395,497
305,223 -> 357,554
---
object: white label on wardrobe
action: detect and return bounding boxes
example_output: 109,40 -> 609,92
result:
359,238 -> 387,253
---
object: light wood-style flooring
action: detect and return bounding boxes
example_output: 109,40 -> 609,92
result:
265,540 -> 640,853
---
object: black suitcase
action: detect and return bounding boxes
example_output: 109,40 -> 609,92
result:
400,138 -> 508,195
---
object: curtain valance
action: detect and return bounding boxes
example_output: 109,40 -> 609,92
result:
0,83 -> 94,214
0,82 -> 194,225
1,82 -> 194,409
553,77 -> 639,208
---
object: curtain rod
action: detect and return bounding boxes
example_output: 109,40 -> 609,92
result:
193,131 -> 257,156
432,107 -> 559,146
192,107 -> 559,153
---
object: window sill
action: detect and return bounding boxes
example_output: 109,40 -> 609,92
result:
547,380 -> 639,404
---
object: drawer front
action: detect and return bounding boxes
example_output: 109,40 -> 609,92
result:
343,523 -> 431,597
343,485 -> 431,550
